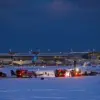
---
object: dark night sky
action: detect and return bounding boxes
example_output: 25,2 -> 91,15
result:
0,0 -> 100,52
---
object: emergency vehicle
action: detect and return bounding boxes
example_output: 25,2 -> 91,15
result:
15,69 -> 36,78
55,68 -> 82,77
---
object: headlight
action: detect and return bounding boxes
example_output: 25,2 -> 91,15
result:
65,72 -> 70,77
75,68 -> 79,72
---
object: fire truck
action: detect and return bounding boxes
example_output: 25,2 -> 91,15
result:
55,68 -> 82,77
55,69 -> 71,77
15,69 -> 36,78
70,68 -> 82,77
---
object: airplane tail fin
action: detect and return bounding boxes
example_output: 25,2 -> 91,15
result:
32,54 -> 38,63
83,62 -> 91,67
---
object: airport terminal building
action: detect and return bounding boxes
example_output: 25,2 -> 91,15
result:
0,52 -> 98,66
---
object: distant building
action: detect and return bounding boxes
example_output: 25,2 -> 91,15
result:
0,52 -> 89,66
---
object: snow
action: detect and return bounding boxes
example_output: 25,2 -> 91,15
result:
35,70 -> 55,77
0,66 -> 100,100
0,76 -> 100,100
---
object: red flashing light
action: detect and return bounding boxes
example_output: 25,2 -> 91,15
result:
19,73 -> 22,76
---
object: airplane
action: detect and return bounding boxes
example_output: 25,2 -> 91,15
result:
12,52 -> 39,65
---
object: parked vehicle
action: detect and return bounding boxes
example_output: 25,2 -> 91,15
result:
16,69 -> 33,78
0,72 -> 7,77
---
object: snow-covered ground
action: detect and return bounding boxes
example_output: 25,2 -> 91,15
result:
0,66 -> 100,100
0,76 -> 100,100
